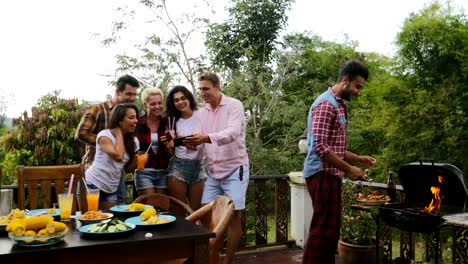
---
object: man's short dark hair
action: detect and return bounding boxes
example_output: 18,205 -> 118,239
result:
199,72 -> 220,87
116,75 -> 140,92
337,59 -> 369,82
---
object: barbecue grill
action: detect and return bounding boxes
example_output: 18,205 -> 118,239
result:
379,159 -> 468,233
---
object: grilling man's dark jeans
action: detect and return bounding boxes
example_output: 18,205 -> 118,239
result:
302,172 -> 342,264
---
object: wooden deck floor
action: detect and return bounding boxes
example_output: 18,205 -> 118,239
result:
223,246 -> 343,264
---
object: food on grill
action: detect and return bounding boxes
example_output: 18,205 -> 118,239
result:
140,208 -> 157,221
127,203 -> 145,211
357,190 -> 390,201
378,161 -> 468,233
80,211 -> 110,220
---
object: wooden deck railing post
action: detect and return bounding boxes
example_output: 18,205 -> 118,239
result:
275,178 -> 289,244
255,178 -> 268,245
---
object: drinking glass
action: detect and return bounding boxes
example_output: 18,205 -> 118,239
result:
136,151 -> 148,170
57,193 -> 73,221
86,188 -> 100,212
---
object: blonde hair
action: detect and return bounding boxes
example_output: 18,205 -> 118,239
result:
141,87 -> 164,103
141,87 -> 165,112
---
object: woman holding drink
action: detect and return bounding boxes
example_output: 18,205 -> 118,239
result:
166,85 -> 206,213
134,87 -> 172,195
85,104 -> 139,210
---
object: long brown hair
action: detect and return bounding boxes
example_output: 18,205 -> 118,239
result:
110,104 -> 139,161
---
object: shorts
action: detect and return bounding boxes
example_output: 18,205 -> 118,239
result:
86,177 -> 127,204
201,164 -> 249,210
134,169 -> 168,190
168,156 -> 207,185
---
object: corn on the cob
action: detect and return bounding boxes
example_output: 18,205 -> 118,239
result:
145,215 -> 161,224
24,216 -> 53,230
128,203 -> 145,211
139,207 -> 156,221
6,218 -> 24,231
7,220 -> 25,236
46,221 -> 67,234
37,229 -> 49,243
24,230 -> 37,243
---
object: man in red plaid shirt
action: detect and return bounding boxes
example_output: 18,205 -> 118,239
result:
302,59 -> 376,264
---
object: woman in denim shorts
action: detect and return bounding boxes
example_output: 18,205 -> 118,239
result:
166,86 -> 206,213
85,104 -> 139,210
134,87 -> 172,195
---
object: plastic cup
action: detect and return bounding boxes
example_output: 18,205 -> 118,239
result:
86,189 -> 100,212
58,193 -> 73,221
136,152 -> 148,170
165,130 -> 175,148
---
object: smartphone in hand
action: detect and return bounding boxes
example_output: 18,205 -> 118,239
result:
174,135 -> 192,147
173,136 -> 185,147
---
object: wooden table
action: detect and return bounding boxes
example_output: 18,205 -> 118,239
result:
0,216 -> 214,264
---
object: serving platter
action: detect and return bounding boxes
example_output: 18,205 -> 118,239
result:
125,215 -> 176,228
9,228 -> 68,247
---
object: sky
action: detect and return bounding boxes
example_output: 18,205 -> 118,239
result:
0,0 -> 467,118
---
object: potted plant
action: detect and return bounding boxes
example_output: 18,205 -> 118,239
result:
338,180 -> 380,264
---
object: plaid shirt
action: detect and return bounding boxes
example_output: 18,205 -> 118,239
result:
75,100 -> 114,168
311,88 -> 347,178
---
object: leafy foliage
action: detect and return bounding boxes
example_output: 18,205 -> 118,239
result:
0,91 -> 85,184
206,0 -> 297,176
368,2 -> 468,181
340,180 -> 376,246
101,0 -> 210,98
206,0 -> 292,71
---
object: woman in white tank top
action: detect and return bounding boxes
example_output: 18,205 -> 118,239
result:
85,104 -> 139,210
165,85 -> 206,214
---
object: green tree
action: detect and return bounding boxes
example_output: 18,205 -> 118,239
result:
101,0 -> 210,99
0,91 -> 85,184
359,2 -> 468,181
206,0 -> 296,175
276,33 -> 397,182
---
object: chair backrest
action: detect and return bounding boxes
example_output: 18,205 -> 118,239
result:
17,164 -> 87,213
134,193 -> 194,217
210,195 -> 235,235
186,195 -> 235,264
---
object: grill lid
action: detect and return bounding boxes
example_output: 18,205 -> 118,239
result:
398,159 -> 468,212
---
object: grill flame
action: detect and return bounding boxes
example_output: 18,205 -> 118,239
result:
422,175 -> 443,213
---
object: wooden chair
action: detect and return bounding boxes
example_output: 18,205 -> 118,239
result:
17,164 -> 87,213
133,193 -> 194,217
186,195 -> 235,264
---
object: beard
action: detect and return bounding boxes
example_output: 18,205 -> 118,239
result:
341,83 -> 352,101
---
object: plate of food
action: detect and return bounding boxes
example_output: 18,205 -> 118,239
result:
8,219 -> 68,247
356,190 -> 390,206
27,208 -> 61,217
125,215 -> 176,227
110,203 -> 153,214
75,211 -> 113,224
0,209 -> 27,233
79,218 -> 135,239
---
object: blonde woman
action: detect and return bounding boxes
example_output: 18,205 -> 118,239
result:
134,87 -> 172,195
